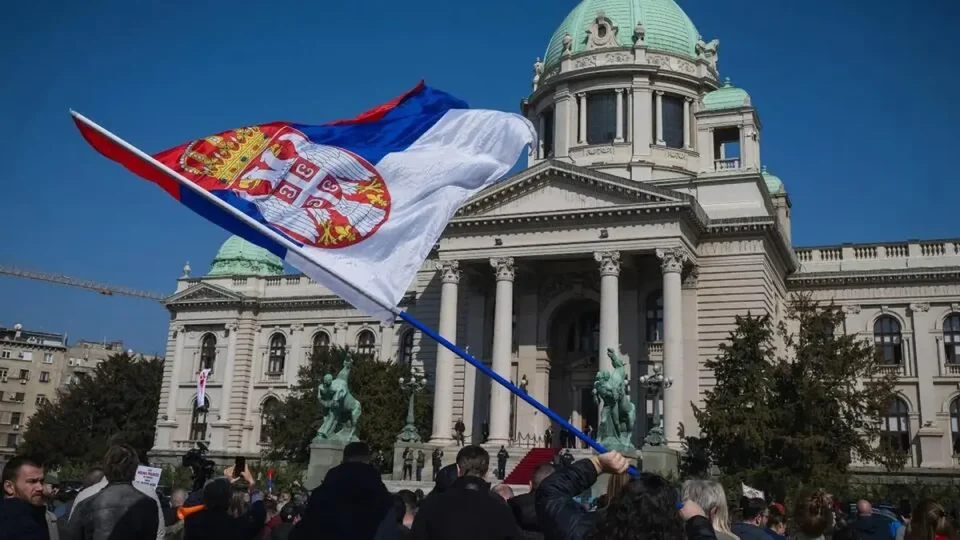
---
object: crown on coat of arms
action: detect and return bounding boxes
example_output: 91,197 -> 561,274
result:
179,127 -> 273,183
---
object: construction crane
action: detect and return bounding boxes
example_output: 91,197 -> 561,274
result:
0,265 -> 168,303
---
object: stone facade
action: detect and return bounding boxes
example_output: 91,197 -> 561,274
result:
150,0 -> 960,472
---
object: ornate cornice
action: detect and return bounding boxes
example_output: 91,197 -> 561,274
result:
447,202 -> 705,233
789,268 -> 960,289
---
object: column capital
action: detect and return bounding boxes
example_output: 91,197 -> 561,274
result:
436,260 -> 462,284
682,267 -> 699,289
334,321 -> 349,331
685,96 -> 694,103
490,257 -> 516,282
655,90 -> 665,96
593,251 -> 622,277
576,92 -> 586,99
172,323 -> 185,336
615,88 -> 625,95
909,302 -> 931,314
656,247 -> 689,274
224,322 -> 239,332
290,323 -> 304,332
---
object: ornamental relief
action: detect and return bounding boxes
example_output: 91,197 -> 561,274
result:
584,146 -> 613,155
570,51 -> 634,71
574,55 -> 598,69
799,284 -> 960,301
698,240 -> 765,256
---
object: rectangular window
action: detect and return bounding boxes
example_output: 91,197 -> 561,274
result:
11,412 -> 22,425
661,95 -> 685,149
20,351 -> 33,361
586,91 -> 618,145
0,368 -> 7,380
35,394 -> 46,406
39,371 -> 50,383
541,108 -> 555,158
14,392 -> 24,402
18,370 -> 29,381
43,353 -> 53,364
0,391 -> 4,401
1,351 -> 10,359
5,434 -> 17,448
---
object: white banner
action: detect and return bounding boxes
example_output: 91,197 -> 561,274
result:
197,368 -> 211,408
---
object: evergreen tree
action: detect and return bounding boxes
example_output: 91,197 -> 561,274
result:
263,346 -> 432,464
693,295 -> 901,494
21,353 -> 163,466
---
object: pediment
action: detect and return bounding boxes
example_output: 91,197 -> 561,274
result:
455,161 -> 688,218
165,282 -> 246,305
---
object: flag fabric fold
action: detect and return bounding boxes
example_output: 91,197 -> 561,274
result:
73,83 -> 535,321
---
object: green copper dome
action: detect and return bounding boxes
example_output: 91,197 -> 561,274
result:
702,78 -> 751,111
761,166 -> 785,195
544,0 -> 700,67
207,236 -> 284,277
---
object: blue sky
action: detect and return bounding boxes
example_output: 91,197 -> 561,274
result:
1,0 -> 956,353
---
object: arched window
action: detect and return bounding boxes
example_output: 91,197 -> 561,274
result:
268,334 -> 286,374
880,397 -> 911,453
312,331 -> 331,356
199,334 -> 217,372
399,330 -> 414,366
874,316 -> 902,364
944,314 -> 960,364
260,397 -> 281,444
189,397 -> 210,441
645,290 -> 664,342
950,397 -> 960,455
356,330 -> 376,361
566,312 -> 599,354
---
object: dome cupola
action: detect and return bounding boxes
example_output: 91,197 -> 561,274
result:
207,235 -> 284,277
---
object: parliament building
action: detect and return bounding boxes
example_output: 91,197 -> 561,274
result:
151,0 -> 960,474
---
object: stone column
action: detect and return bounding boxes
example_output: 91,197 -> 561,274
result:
431,260 -> 461,443
379,323 -> 395,363
655,91 -> 665,145
577,93 -> 587,145
165,324 -> 187,422
334,321 -> 348,348
287,324 -> 303,382
488,257 -> 515,446
615,89 -> 625,143
594,251 -> 621,372
218,323 -> 239,424
683,97 -> 692,149
538,114 -> 546,159
626,89 -> 633,143
657,247 -> 688,447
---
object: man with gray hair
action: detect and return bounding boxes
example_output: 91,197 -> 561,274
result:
682,479 -> 738,540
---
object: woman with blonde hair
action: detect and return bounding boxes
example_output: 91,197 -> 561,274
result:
906,500 -> 958,540
681,480 -> 739,540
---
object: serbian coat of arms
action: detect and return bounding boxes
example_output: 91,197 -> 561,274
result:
166,124 -> 391,249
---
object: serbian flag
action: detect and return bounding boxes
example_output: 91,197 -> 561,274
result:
73,83 -> 534,321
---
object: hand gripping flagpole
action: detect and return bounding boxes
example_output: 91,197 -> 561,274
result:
70,111 -> 639,477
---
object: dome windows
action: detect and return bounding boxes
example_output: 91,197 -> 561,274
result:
575,89 -> 630,147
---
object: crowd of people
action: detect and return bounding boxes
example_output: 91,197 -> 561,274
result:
0,440 -> 957,540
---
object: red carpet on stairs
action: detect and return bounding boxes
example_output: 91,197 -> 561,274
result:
504,448 -> 559,485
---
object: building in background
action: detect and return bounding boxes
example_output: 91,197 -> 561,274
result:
150,0 -> 960,474
0,324 -> 67,456
0,324 -> 151,458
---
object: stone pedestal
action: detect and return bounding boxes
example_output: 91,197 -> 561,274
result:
640,446 -> 680,478
587,449 -> 642,498
305,442 -> 346,489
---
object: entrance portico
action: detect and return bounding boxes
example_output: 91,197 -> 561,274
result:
425,163 -> 704,449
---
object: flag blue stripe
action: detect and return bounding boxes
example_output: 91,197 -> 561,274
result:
179,187 -> 290,259
292,85 -> 468,166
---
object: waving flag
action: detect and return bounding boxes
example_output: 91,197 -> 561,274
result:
73,82 -> 534,321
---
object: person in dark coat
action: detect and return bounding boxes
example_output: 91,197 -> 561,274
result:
851,501 -> 895,540
732,498 -> 771,540
509,463 -> 555,540
183,477 -> 266,540
268,503 -> 303,540
411,445 -> 522,540
535,451 -> 719,540
497,446 -> 510,480
65,444 -> 160,540
290,442 -> 396,540
431,449 -> 443,482
0,455 -> 50,540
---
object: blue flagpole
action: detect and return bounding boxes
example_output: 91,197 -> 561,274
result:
398,311 -> 640,477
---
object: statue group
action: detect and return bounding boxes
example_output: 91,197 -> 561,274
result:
313,354 -> 362,444
593,348 -> 637,451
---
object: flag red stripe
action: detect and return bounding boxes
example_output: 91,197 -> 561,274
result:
325,80 -> 426,126
72,116 -> 181,200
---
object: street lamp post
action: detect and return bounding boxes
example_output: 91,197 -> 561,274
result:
396,368 -> 428,443
637,364 -> 673,447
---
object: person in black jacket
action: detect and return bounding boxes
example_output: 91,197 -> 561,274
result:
536,451 -> 719,540
65,444 -> 160,540
732,498 -> 771,540
509,463 -> 555,540
411,445 -> 523,540
290,441 -> 396,540
0,455 -> 50,540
